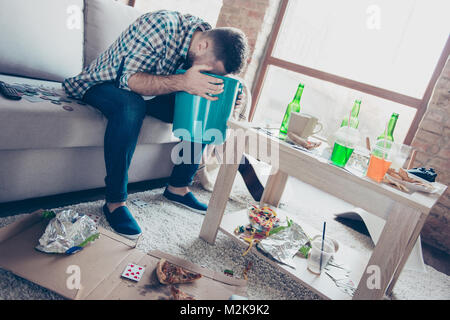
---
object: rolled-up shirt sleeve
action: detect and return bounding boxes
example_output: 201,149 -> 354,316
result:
62,11 -> 209,99
117,13 -> 171,91
118,51 -> 157,90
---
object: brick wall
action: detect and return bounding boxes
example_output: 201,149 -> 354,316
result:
216,0 -> 270,66
216,0 -> 281,86
411,56 -> 450,254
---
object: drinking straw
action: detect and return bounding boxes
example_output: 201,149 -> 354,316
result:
347,109 -> 352,128
382,122 -> 388,159
345,109 -> 352,148
319,222 -> 327,273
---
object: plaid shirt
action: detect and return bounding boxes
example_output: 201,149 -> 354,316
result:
63,10 -> 211,100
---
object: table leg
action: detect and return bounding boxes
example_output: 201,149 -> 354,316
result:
199,136 -> 245,244
385,212 -> 427,296
260,169 -> 289,207
353,202 -> 422,300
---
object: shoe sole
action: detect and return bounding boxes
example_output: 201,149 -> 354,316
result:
116,232 -> 141,240
164,196 -> 207,215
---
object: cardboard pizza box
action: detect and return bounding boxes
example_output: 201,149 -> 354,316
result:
0,210 -> 247,300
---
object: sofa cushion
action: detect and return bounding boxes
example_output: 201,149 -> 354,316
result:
0,143 -> 176,202
84,0 -> 143,67
0,74 -> 177,151
0,0 -> 84,82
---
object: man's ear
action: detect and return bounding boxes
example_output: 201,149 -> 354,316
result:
197,38 -> 210,55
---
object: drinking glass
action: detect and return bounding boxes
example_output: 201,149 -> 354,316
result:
390,143 -> 412,170
366,142 -> 394,182
330,126 -> 360,167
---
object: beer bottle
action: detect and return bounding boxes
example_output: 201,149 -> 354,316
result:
279,83 -> 304,140
376,113 -> 399,149
340,99 -> 361,128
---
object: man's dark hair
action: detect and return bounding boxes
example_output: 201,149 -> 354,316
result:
205,27 -> 249,74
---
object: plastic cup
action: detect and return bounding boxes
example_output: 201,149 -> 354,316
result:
366,143 -> 393,182
331,142 -> 354,167
390,143 -> 412,170
307,237 -> 336,275
346,146 -> 370,174
330,126 -> 360,167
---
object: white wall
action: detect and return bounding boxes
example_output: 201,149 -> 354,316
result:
134,0 -> 223,27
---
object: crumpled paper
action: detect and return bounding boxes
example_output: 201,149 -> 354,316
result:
36,209 -> 99,254
257,222 -> 310,268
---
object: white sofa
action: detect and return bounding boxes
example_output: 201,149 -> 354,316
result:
0,0 -> 222,203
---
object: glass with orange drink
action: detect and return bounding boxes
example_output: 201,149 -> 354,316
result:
366,142 -> 394,182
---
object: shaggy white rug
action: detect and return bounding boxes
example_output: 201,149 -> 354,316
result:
0,170 -> 449,300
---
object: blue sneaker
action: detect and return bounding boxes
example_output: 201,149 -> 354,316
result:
103,204 -> 142,240
163,188 -> 208,214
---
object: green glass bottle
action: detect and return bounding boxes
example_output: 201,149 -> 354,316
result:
340,99 -> 361,128
376,113 -> 399,149
279,83 -> 304,140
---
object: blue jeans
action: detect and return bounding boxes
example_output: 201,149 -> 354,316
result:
83,82 -> 206,203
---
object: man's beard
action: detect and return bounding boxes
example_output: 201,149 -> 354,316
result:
184,51 -> 196,70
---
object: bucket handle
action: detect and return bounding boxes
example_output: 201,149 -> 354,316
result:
228,76 -> 252,121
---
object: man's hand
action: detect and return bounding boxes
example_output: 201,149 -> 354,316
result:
235,93 -> 243,106
232,91 -> 245,119
128,64 -> 224,100
182,65 -> 224,101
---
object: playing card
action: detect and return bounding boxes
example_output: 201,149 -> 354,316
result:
85,213 -> 100,224
130,198 -> 149,209
121,263 -> 145,282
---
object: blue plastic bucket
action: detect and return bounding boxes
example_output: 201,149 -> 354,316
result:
172,70 -> 241,145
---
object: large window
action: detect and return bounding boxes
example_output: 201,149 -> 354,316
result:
251,0 -> 450,144
254,66 -> 417,144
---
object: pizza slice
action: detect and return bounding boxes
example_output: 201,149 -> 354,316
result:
156,258 -> 202,284
170,286 -> 195,300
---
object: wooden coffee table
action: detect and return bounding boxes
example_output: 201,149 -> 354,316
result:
199,120 -> 447,300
